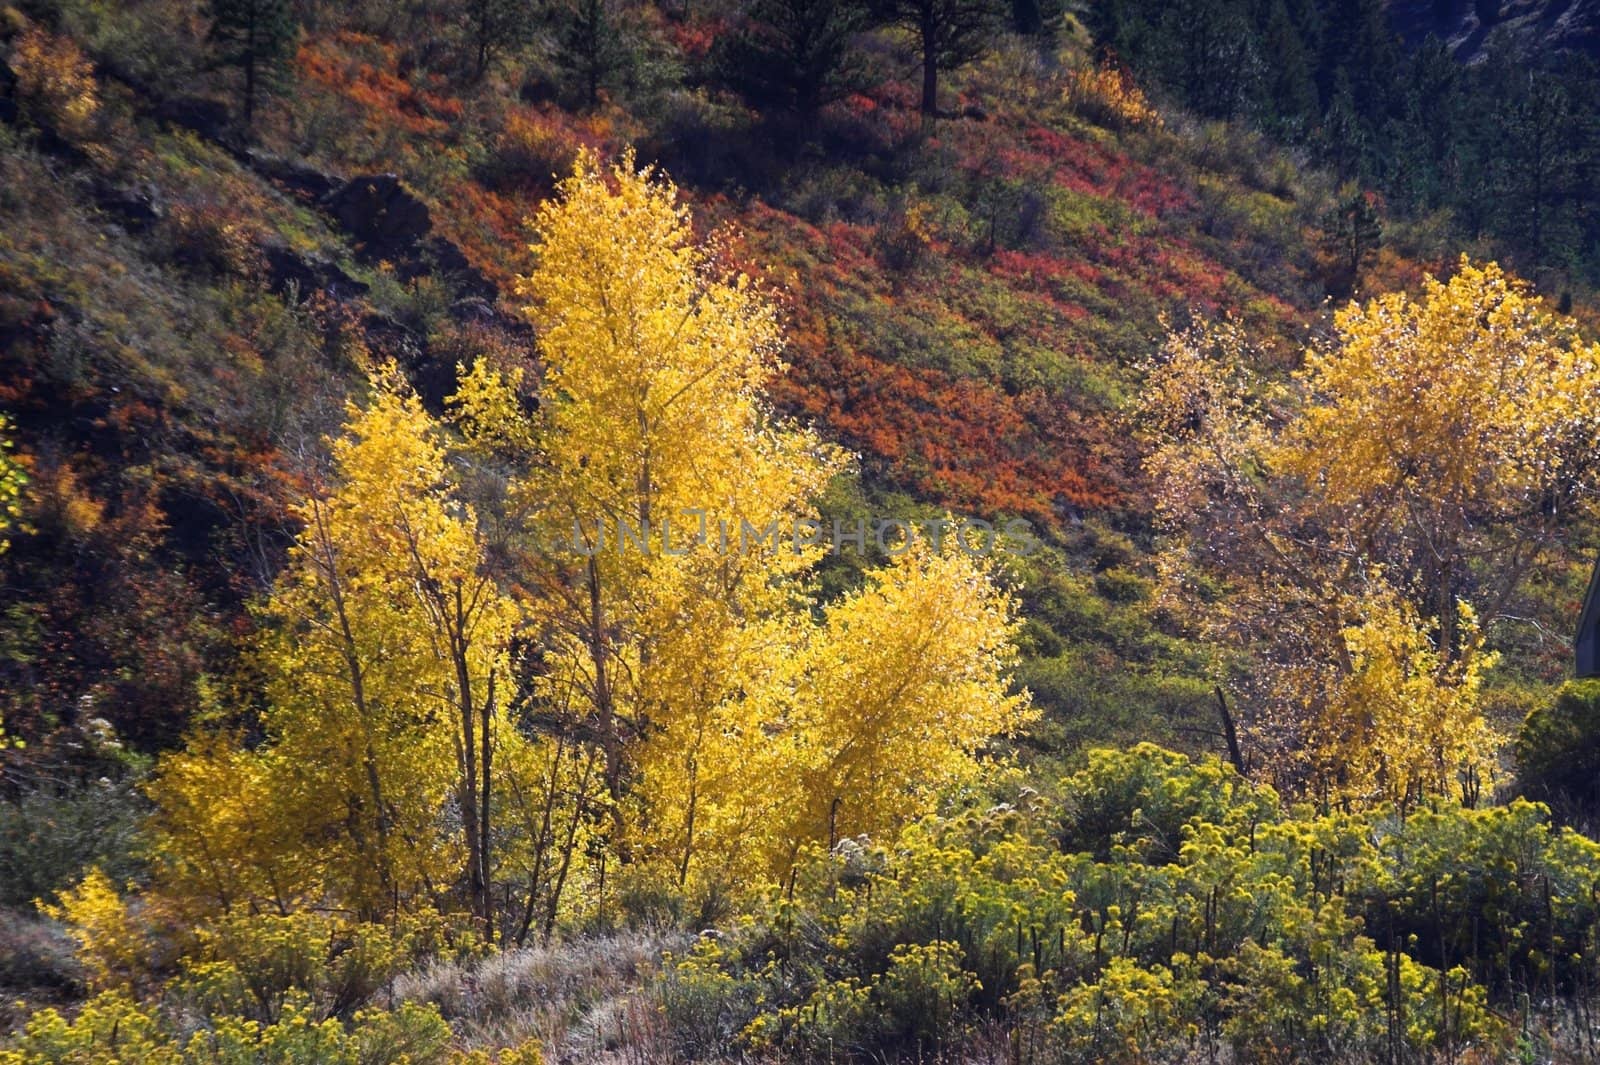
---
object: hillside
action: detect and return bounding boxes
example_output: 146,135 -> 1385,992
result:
0,3 -> 1361,760
6,1 -> 1600,1061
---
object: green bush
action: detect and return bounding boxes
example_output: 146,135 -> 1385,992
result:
0,991 -> 456,1065
0,776 -> 147,909
649,747 -> 1600,1062
1517,680 -> 1600,826
172,911 -> 429,1024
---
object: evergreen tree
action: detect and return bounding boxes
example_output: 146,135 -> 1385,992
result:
1388,39 -> 1460,209
1155,0 -> 1256,119
890,0 -> 1006,116
1011,0 -> 1064,36
553,0 -> 635,109
719,0 -> 871,131
1084,0 -> 1153,66
1253,0 -> 1318,138
207,0 -> 296,130
1489,66 -> 1584,266
1318,183 -> 1382,298
464,0 -> 536,81
1319,74 -> 1368,180
1314,0 -> 1396,116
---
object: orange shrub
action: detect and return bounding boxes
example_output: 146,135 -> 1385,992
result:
1066,62 -> 1161,131
10,27 -> 99,141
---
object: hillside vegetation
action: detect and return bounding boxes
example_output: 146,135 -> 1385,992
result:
3,0 -> 1600,1061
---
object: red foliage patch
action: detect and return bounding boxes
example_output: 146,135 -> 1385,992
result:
773,340 -> 1120,520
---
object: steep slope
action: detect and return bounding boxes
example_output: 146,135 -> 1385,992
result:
0,3 -> 1449,761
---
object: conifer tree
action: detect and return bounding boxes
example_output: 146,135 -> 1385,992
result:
207,0 -> 296,129
720,0 -> 870,131
890,0 -> 1006,116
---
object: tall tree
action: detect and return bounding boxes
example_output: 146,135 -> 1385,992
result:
891,0 -> 1005,116
1317,183 -> 1382,298
455,152 -> 1030,894
1254,0 -> 1318,137
150,380 -> 531,933
719,0 -> 870,132
1155,0 -> 1256,120
464,0 -> 536,81
0,414 -> 22,555
1489,67 -> 1585,266
1137,262 -> 1600,800
1313,0 -> 1396,115
207,0 -> 296,130
457,150 -> 842,874
553,0 -> 636,109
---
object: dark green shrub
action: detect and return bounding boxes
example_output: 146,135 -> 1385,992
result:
1516,680 -> 1600,828
0,776 -> 147,908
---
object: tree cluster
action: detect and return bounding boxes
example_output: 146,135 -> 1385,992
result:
1089,0 -> 1600,282
142,154 -> 1032,944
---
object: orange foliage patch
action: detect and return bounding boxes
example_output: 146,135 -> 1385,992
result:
297,33 -> 462,137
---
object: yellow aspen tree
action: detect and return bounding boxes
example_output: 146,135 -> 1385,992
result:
1307,582 -> 1500,810
1277,258 -> 1600,651
144,733 -> 314,916
0,413 -> 23,553
457,149 -> 839,885
456,151 -> 1030,895
771,538 -> 1031,869
1138,261 -> 1600,803
38,868 -> 144,991
256,381 -> 473,917
152,377 -> 524,927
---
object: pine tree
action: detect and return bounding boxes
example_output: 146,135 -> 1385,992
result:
1156,0 -> 1256,119
554,0 -> 635,109
1490,68 -> 1584,265
719,0 -> 870,132
891,0 -> 1006,117
1317,183 -> 1381,298
1254,0 -> 1318,138
464,0 -> 536,81
207,0 -> 296,130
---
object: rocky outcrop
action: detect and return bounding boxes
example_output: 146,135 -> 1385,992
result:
245,149 -> 342,202
260,241 -> 370,301
1387,0 -> 1600,61
321,174 -> 432,257
0,55 -> 17,126
153,94 -> 234,142
91,180 -> 164,231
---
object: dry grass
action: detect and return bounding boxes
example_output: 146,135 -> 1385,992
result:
392,931 -> 691,1061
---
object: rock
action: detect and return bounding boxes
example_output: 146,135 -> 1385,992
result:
361,311 -> 454,411
245,149 -> 342,202
519,76 -> 560,106
321,174 -> 432,256
449,297 -> 499,323
93,180 -> 164,230
419,236 -> 497,302
261,242 -> 369,301
1386,0 -> 1600,60
0,57 -> 17,126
